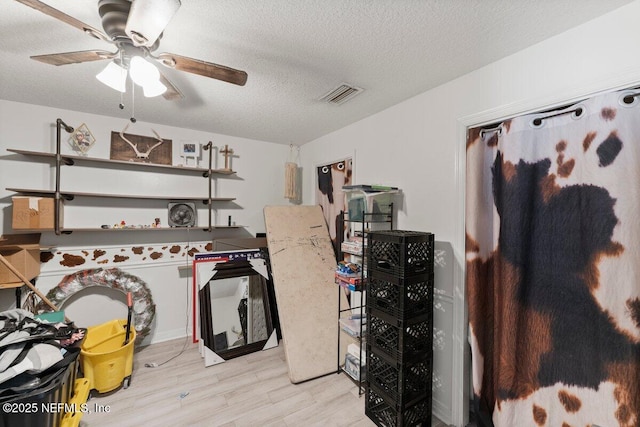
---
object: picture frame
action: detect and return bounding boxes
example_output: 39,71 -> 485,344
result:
179,141 -> 201,167
69,123 -> 96,155
182,142 -> 201,156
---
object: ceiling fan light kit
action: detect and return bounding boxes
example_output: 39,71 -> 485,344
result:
129,56 -> 158,85
95,46 -> 168,97
96,61 -> 128,92
141,79 -> 168,98
128,56 -> 167,97
15,0 -> 247,102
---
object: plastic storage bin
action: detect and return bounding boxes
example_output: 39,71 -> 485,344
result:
344,186 -> 398,222
344,352 -> 367,382
0,361 -> 75,427
80,319 -> 135,394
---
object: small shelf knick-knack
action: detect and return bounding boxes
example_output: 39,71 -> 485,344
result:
220,144 -> 234,171
69,123 -> 96,156
180,141 -> 201,167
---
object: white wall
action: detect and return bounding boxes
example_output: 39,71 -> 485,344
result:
299,2 -> 640,425
0,100 -> 290,344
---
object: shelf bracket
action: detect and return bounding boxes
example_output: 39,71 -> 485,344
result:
55,118 -> 74,236
61,157 -> 74,166
203,141 -> 214,231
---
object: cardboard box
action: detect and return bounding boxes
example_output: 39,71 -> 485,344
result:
0,233 -> 41,284
12,196 -> 59,230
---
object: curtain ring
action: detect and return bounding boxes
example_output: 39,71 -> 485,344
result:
619,90 -> 640,107
480,126 -> 502,139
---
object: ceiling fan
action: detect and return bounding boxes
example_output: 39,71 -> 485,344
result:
15,0 -> 248,100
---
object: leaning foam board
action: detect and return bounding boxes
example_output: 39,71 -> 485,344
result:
264,205 -> 348,383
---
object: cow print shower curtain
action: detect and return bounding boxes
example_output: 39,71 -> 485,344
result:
466,88 -> 640,427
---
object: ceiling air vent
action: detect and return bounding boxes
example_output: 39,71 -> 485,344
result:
319,83 -> 363,105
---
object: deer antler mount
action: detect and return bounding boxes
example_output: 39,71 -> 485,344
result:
115,123 -> 168,163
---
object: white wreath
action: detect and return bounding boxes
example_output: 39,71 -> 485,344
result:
36,268 -> 156,344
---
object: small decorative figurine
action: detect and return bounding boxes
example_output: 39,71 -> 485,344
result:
220,144 -> 234,171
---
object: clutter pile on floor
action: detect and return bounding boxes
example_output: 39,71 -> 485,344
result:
0,308 -> 85,387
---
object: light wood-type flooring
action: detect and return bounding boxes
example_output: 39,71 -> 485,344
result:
81,338 -> 449,426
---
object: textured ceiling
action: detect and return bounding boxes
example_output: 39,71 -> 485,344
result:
0,0 -> 633,145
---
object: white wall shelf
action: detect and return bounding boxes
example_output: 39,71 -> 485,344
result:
6,187 -> 235,203
6,149 -> 235,177
11,225 -> 245,233
6,135 -> 239,234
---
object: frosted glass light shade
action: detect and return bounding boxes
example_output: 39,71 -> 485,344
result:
96,61 -> 127,93
125,0 -> 181,47
143,79 -> 167,97
129,56 -> 161,87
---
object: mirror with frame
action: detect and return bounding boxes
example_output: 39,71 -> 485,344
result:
199,259 -> 275,362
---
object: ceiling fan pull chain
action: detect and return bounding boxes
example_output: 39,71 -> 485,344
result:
130,82 -> 136,123
118,50 -> 125,110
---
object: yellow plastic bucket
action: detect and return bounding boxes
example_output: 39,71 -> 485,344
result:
80,319 -> 136,394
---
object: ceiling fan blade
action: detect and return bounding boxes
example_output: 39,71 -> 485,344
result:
15,0 -> 112,43
158,71 -> 184,101
157,53 -> 248,86
31,50 -> 117,66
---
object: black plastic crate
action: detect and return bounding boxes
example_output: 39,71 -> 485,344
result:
367,270 -> 433,319
365,382 -> 432,427
368,231 -> 434,277
367,308 -> 432,363
366,346 -> 432,405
